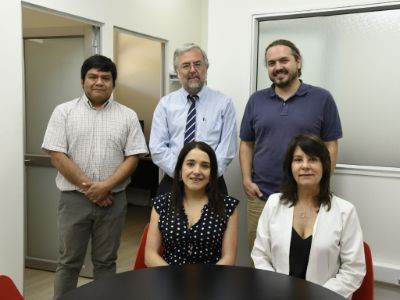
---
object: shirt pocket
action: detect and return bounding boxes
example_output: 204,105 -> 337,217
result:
198,111 -> 223,143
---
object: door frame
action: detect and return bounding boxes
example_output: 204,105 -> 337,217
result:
22,3 -> 102,278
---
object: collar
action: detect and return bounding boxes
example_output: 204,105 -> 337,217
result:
267,80 -> 308,99
180,85 -> 208,103
82,93 -> 112,109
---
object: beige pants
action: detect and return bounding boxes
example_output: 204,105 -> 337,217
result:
247,196 -> 266,265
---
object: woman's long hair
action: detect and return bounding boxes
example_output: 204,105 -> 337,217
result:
170,141 -> 225,217
280,134 -> 332,210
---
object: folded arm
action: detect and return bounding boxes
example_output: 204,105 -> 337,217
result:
49,150 -> 91,190
83,155 -> 139,204
49,151 -> 139,207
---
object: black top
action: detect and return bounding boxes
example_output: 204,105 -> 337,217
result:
289,227 -> 312,279
59,265 -> 347,300
153,193 -> 239,265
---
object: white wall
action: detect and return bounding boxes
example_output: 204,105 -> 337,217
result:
207,0 -> 400,299
22,0 -> 207,58
0,0 -> 25,291
1,0 -> 207,292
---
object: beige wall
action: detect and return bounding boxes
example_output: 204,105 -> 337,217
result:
114,31 -> 162,141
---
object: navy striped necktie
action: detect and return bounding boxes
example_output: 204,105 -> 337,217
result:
184,94 -> 198,145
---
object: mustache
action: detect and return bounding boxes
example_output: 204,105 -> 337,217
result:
272,69 -> 287,76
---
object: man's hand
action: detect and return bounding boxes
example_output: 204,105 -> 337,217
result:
96,196 -> 113,207
243,179 -> 263,199
82,181 -> 112,204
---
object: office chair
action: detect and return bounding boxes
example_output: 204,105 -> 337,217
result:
0,275 -> 24,300
352,242 -> 374,300
133,223 -> 150,270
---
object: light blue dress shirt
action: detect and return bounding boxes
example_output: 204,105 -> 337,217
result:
149,85 -> 238,177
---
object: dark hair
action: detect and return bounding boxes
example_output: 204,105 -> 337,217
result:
170,141 -> 225,217
81,54 -> 117,86
265,39 -> 302,77
280,134 -> 332,209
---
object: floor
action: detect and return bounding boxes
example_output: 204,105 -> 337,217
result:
23,204 -> 151,300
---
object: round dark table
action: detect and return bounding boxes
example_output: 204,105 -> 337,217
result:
59,264 -> 346,300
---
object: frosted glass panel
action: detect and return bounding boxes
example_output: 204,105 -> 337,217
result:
257,8 -> 400,168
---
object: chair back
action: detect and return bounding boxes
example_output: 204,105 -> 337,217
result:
352,242 -> 374,300
133,223 -> 150,270
0,275 -> 24,300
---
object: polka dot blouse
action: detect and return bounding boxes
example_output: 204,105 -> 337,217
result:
153,193 -> 239,265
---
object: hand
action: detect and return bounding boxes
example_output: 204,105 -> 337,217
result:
82,181 -> 112,203
96,196 -> 114,207
243,180 -> 263,199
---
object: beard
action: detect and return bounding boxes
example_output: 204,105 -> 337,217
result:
270,69 -> 298,88
185,77 -> 204,95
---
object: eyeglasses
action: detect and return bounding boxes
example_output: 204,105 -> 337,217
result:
179,61 -> 204,71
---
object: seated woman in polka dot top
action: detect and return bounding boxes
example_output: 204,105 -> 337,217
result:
145,141 -> 239,266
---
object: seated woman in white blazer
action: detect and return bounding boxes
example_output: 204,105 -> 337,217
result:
251,134 -> 365,299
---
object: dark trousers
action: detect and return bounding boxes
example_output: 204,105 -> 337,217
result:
156,174 -> 228,196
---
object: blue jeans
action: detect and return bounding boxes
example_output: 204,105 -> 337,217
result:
53,191 -> 127,300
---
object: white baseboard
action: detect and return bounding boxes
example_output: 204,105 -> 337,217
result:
374,262 -> 400,286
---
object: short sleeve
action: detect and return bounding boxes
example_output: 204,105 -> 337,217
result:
42,104 -> 68,153
321,92 -> 342,141
239,96 -> 256,141
223,196 -> 239,218
124,110 -> 148,157
152,193 -> 171,215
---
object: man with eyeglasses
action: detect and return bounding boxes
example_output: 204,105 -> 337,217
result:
150,43 -> 237,195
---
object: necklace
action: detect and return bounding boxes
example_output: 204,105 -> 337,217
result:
299,210 -> 307,219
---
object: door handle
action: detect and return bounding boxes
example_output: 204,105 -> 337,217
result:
24,155 -> 53,167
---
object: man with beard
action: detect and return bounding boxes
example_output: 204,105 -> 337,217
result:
239,39 -> 342,257
150,43 -> 237,195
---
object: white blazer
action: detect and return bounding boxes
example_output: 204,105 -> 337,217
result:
251,193 -> 366,299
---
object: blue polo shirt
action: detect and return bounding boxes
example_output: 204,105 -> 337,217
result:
240,82 -> 342,200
